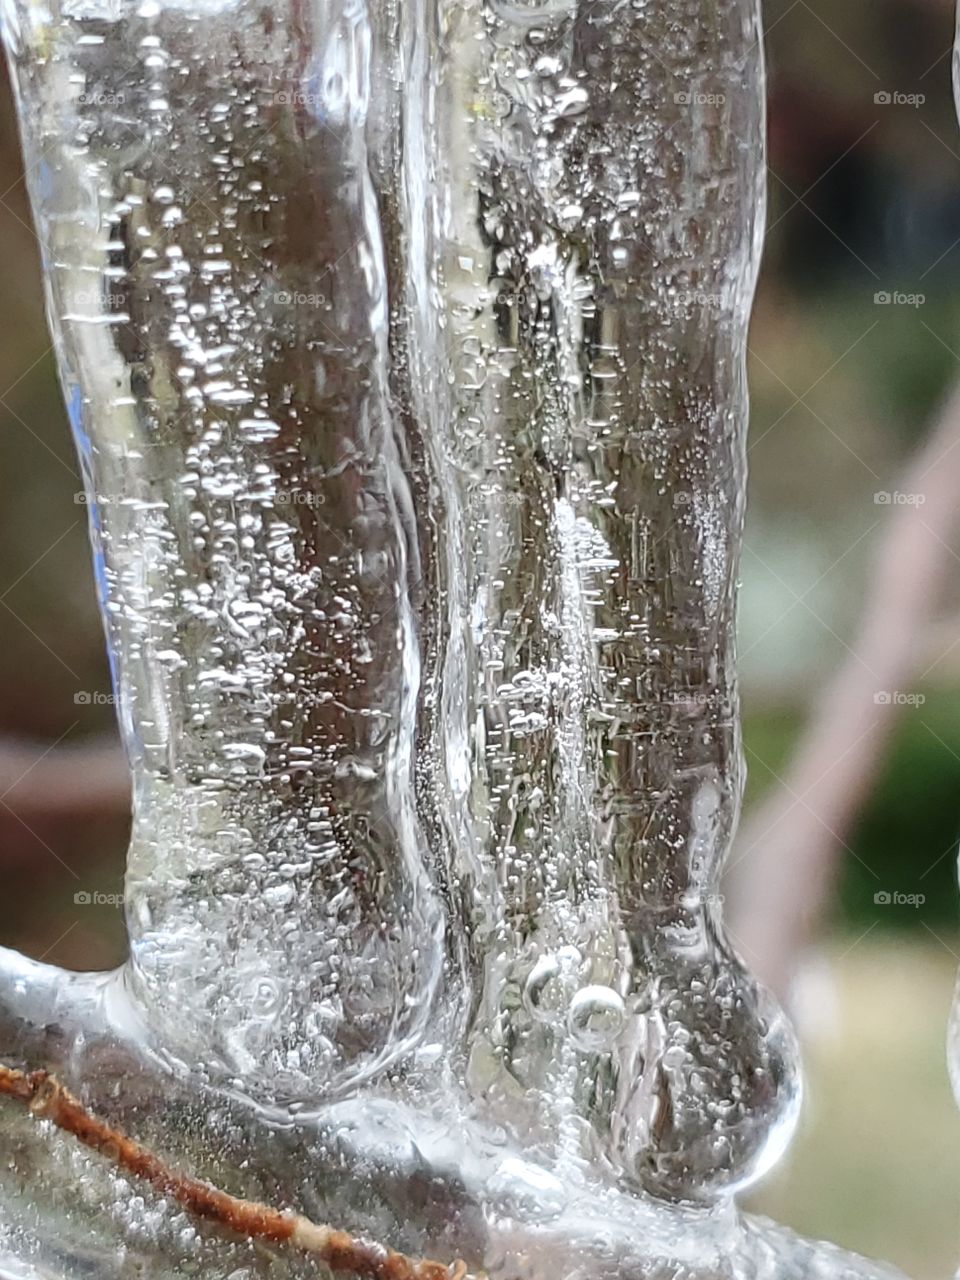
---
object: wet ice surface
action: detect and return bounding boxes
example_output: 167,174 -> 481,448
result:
0,964 -> 907,1279
0,0 -> 903,1274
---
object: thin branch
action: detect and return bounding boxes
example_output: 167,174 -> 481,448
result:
0,737 -> 128,817
0,1064 -> 473,1280
729,376 -> 960,997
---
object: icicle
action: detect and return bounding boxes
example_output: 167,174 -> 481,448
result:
4,0 -> 446,1103
419,0 -> 801,1200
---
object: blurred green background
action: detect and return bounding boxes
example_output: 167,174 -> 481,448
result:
2,0 -> 960,1274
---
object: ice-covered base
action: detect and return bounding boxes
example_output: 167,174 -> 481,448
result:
0,952 -> 903,1280
0,1108 -> 908,1280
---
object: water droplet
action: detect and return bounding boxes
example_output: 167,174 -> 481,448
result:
567,985 -> 625,1050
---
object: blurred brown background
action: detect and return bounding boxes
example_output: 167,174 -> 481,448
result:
2,0 -> 960,1273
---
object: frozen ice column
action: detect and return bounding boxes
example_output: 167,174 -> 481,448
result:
583,4 -> 803,1199
2,0 -> 444,1099
425,0 -> 802,1197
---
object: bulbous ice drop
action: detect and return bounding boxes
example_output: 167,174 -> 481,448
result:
419,0 -> 801,1197
3,0 -> 446,1100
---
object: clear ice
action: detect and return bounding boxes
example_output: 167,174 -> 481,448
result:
0,0 -> 910,1275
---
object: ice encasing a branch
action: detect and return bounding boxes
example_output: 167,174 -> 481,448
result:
0,0 -> 903,1276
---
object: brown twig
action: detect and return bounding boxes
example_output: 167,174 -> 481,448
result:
729,375 -> 960,998
0,1064 -> 473,1280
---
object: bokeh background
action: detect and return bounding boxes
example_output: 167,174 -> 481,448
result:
1,0 -> 960,1273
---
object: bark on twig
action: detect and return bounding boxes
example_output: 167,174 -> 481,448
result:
0,739 -> 128,819
0,1064 -> 473,1280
